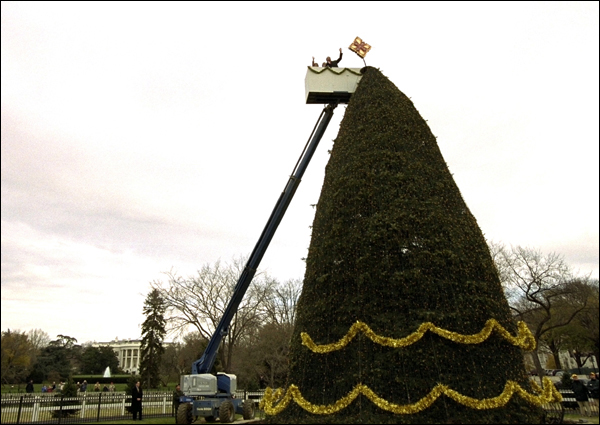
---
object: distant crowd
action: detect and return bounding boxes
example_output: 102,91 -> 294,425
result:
25,379 -> 116,393
571,372 -> 599,417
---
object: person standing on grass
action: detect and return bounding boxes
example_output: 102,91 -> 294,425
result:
26,380 -> 34,393
132,381 -> 143,420
173,384 -> 184,414
572,374 -> 592,416
588,372 -> 599,409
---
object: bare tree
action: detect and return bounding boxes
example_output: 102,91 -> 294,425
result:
159,332 -> 211,384
490,243 -> 590,381
160,343 -> 182,385
539,279 -> 598,370
236,279 -> 302,387
232,279 -> 302,389
264,278 -> 302,326
150,257 -> 277,372
178,332 -> 209,373
26,329 -> 50,352
252,322 -> 293,388
577,279 -> 599,366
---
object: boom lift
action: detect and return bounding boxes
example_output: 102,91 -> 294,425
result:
176,67 -> 363,424
176,103 -> 337,424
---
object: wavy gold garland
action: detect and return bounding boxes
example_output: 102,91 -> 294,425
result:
301,319 -> 536,353
259,377 -> 561,416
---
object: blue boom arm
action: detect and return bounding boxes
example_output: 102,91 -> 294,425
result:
192,103 -> 337,375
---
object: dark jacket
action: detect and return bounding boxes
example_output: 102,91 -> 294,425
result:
588,378 -> 599,399
572,379 -> 589,401
326,52 -> 343,68
132,385 -> 143,410
173,388 -> 184,411
25,382 -> 34,393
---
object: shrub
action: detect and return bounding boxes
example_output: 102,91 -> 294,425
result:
52,378 -> 80,418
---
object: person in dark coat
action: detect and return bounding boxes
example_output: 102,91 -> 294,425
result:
572,374 -> 591,416
325,48 -> 343,68
25,380 -> 34,393
173,384 -> 184,414
131,381 -> 143,420
588,372 -> 599,408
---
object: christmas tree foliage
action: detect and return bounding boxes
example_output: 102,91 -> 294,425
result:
266,67 -> 546,423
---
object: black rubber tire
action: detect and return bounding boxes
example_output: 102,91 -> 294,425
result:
219,400 -> 235,423
176,403 -> 192,424
242,399 -> 255,420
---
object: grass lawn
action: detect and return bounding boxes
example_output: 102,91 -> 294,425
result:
94,418 -> 175,424
564,412 -> 599,424
96,413 -> 257,424
1,382 -> 178,394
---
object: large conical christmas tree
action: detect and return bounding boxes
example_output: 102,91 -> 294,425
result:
265,67 -> 549,423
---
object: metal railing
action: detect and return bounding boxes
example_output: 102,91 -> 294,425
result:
556,389 -> 599,416
0,390 -> 266,424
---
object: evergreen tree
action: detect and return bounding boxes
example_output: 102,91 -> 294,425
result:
126,374 -> 142,396
53,377 -> 80,418
61,377 -> 78,398
271,67 -> 543,423
139,289 -> 166,389
29,335 -> 79,382
80,345 -> 121,374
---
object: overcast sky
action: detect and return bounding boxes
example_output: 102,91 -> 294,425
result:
2,1 -> 598,345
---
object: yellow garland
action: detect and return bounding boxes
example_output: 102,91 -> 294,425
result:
301,319 -> 536,353
259,377 -> 561,416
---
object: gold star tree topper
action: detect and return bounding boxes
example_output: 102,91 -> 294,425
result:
349,37 -> 371,59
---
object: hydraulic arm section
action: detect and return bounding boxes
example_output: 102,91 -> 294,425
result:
192,103 -> 337,375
